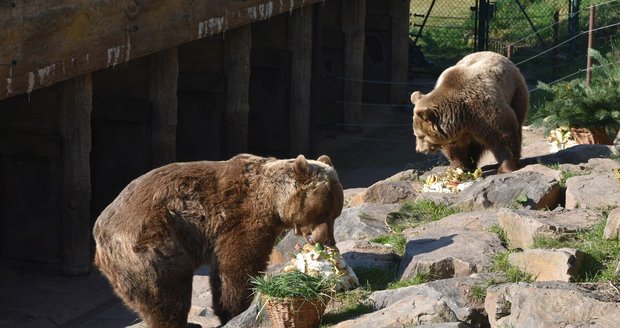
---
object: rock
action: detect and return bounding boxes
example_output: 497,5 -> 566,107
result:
604,207 -> 620,240
348,180 -> 420,206
517,163 -> 561,181
485,281 -> 620,328
332,293 -> 458,328
497,208 -> 600,249
344,188 -> 367,207
456,171 -> 561,210
508,248 -> 585,282
384,169 -> 422,183
406,209 -> 501,235
416,191 -> 460,207
222,301 -> 270,328
398,229 -> 505,281
616,261 -> 620,278
334,204 -> 398,241
350,276 -> 491,327
336,240 -> 400,275
565,171 -> 620,209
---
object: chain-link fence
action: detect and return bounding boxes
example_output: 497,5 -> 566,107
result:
409,0 -> 620,84
409,0 -> 478,72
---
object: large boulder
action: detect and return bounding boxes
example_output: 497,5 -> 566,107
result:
334,276 -> 491,328
334,204 -> 399,241
497,208 -> 600,249
348,180 -> 421,206
508,248 -> 585,282
456,171 -> 561,210
406,209 -> 501,235
565,171 -> 620,209
398,229 -> 505,281
485,281 -> 620,328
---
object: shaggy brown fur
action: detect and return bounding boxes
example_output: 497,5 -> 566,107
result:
93,154 -> 344,327
411,51 -> 529,173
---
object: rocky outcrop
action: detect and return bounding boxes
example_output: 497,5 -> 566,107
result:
485,282 -> 620,327
508,248 -> 585,282
187,141 -> 620,328
398,229 -> 505,281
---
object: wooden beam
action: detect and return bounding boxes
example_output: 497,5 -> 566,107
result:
59,73 -> 92,276
225,25 -> 251,157
149,47 -> 178,167
0,0 -> 324,101
390,0 -> 410,104
288,6 -> 313,156
342,0 -> 366,132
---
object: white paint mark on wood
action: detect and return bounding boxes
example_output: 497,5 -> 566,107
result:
86,53 -> 90,63
198,16 -> 226,39
290,0 -> 294,15
27,72 -> 35,95
37,64 -> 57,85
6,66 -> 12,95
280,0 -> 284,12
249,1 -> 274,21
107,45 -> 127,68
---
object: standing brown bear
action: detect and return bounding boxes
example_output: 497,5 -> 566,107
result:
93,154 -> 344,327
411,51 -> 529,173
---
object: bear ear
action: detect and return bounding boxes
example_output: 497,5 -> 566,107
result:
317,155 -> 333,167
411,91 -> 424,105
293,154 -> 310,179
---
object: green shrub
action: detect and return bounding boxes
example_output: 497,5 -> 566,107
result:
533,49 -> 620,132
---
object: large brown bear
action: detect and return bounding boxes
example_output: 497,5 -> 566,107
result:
93,154 -> 344,327
411,51 -> 529,173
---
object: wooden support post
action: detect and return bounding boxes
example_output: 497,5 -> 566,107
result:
59,74 -> 92,276
289,7 -> 313,156
149,47 -> 178,167
225,25 -> 252,157
342,0 -> 366,132
390,0 -> 410,104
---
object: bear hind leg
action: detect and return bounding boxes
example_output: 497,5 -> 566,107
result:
133,274 -> 194,328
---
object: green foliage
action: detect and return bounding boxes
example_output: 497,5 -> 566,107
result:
370,233 -> 407,256
387,271 -> 433,289
559,169 -> 590,188
489,224 -> 510,248
492,251 -> 535,283
531,214 -> 620,283
353,266 -> 397,291
250,271 -> 338,300
533,49 -> 620,131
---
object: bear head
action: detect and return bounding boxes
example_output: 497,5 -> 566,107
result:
279,155 -> 343,246
411,91 -> 442,154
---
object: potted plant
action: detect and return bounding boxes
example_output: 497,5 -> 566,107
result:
534,49 -> 620,145
250,269 -> 338,328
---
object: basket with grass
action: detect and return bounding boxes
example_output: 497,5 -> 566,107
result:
250,270 -> 337,328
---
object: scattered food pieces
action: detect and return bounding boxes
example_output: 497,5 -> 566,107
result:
283,243 -> 359,291
423,167 -> 482,193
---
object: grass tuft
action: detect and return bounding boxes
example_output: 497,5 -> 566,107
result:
386,200 -> 460,232
250,271 -> 338,300
492,251 -> 534,283
370,233 -> 407,256
319,288 -> 374,327
387,271 -> 433,289
353,266 -> 397,291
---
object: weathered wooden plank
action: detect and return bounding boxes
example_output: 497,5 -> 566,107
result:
0,0 -> 325,101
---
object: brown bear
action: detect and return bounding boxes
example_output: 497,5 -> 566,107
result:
93,153 -> 344,327
411,51 -> 529,173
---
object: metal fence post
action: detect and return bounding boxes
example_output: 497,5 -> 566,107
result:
586,5 -> 596,86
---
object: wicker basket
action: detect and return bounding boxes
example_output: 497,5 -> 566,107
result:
263,295 -> 328,328
570,127 -> 614,145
